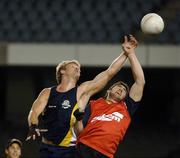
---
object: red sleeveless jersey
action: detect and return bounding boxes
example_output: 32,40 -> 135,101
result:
77,98 -> 131,158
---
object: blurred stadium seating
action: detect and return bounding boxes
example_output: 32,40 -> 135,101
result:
0,0 -> 178,43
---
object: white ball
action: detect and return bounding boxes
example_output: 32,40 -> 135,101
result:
141,13 -> 164,34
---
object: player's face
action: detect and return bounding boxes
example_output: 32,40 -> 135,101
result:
5,143 -> 21,158
109,84 -> 127,102
65,63 -> 81,80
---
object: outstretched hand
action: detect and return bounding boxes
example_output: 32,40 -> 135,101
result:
129,34 -> 138,48
122,35 -> 138,55
26,124 -> 48,141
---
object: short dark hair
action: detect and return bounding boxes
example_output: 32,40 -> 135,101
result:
6,138 -> 22,149
105,81 -> 129,98
109,81 -> 129,93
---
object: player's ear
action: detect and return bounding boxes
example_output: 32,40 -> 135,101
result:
5,149 -> 8,155
60,69 -> 65,75
106,90 -> 110,96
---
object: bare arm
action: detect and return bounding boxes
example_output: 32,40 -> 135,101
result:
74,93 -> 91,135
74,120 -> 84,136
122,36 -> 145,101
77,36 -> 138,110
26,88 -> 50,141
74,36 -> 139,134
77,51 -> 127,110
28,88 -> 50,126
75,39 -> 130,133
128,53 -> 145,101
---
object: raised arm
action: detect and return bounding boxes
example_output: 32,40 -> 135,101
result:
74,54 -> 128,133
122,35 -> 145,102
77,51 -> 127,109
77,36 -> 138,110
74,35 -> 140,135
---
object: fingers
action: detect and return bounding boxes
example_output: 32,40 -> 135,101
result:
39,129 -> 48,132
130,38 -> 137,45
122,35 -> 130,49
122,34 -> 138,50
26,136 -> 31,141
129,35 -> 138,47
26,128 -> 48,141
36,129 -> 48,136
26,134 -> 37,141
33,134 -> 36,140
36,129 -> 41,137
26,134 -> 36,141
122,35 -> 136,55
122,45 -> 131,53
124,35 -> 137,44
124,35 -> 128,43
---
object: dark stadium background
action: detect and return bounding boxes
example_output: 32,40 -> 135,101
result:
0,0 -> 180,157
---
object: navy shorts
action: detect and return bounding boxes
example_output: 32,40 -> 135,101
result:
76,143 -> 108,158
40,143 -> 77,158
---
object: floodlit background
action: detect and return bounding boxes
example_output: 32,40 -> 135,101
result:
0,0 -> 180,157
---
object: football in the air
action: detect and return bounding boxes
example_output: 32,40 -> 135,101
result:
141,13 -> 164,34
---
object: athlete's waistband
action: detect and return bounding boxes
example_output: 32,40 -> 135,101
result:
42,137 -> 76,147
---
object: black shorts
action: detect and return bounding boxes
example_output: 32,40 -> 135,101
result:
40,143 -> 77,158
76,143 -> 108,158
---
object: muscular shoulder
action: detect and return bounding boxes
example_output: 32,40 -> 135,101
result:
77,83 -> 88,100
39,88 -> 51,99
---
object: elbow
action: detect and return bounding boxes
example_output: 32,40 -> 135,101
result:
136,77 -> 145,88
140,73 -> 145,86
141,78 -> 145,88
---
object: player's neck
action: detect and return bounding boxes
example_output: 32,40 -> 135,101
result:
57,78 -> 77,92
105,97 -> 118,104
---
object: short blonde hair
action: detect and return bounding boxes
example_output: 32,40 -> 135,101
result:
56,60 -> 80,84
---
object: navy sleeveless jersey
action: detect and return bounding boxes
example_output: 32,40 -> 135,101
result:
41,86 -> 79,146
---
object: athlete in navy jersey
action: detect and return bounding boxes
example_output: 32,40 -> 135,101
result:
41,86 -> 78,145
26,35 -> 138,158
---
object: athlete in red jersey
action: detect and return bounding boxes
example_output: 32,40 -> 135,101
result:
74,35 -> 145,158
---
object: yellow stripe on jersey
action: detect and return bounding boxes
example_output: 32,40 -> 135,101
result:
59,103 -> 79,147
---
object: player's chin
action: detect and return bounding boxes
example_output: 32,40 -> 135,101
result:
75,75 -> 80,81
114,97 -> 123,103
12,154 -> 20,158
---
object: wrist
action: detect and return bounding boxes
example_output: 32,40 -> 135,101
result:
74,109 -> 85,121
123,51 -> 128,57
127,52 -> 135,58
